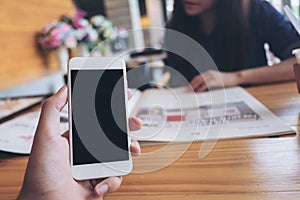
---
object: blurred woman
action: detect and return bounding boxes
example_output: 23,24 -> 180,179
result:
166,0 -> 300,91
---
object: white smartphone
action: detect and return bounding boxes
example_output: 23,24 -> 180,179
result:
68,57 -> 132,180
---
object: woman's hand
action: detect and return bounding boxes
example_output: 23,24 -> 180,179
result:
18,85 -> 142,200
190,70 -> 241,92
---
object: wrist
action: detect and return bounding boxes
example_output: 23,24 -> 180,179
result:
234,71 -> 244,85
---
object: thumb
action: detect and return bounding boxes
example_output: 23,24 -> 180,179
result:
35,85 -> 68,141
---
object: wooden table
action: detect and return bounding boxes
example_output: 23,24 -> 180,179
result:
1,82 -> 300,200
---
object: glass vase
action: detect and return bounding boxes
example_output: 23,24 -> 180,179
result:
56,46 -> 69,73
76,43 -> 90,57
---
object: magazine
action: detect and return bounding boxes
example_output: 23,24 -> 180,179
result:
129,87 -> 294,142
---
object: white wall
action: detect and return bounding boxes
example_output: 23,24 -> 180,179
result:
105,0 -> 145,49
146,0 -> 165,45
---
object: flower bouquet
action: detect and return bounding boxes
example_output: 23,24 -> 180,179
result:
69,9 -> 117,55
36,8 -> 123,61
36,21 -> 77,51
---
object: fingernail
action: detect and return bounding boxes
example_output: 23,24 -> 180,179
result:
132,117 -> 142,127
131,141 -> 141,156
98,184 -> 109,194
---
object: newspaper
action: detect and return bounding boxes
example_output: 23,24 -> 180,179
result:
0,87 -> 294,154
129,87 -> 294,142
0,97 -> 44,123
0,107 -> 68,154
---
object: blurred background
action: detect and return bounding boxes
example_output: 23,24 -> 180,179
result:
0,0 -> 299,95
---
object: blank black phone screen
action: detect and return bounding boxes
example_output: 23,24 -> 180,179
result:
71,69 -> 129,166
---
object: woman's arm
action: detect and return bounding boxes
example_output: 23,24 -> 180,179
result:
237,57 -> 295,85
190,57 -> 296,92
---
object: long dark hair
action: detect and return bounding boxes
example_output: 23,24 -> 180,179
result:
167,0 -> 250,69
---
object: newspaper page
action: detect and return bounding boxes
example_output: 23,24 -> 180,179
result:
0,106 -> 68,154
0,97 -> 44,122
129,87 -> 294,142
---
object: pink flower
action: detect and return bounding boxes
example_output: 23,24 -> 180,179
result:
73,8 -> 87,28
58,23 -> 72,33
73,8 -> 87,20
64,36 -> 77,48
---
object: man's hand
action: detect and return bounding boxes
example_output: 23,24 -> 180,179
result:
18,85 -> 142,200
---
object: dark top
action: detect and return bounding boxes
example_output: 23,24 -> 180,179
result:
165,0 -> 300,83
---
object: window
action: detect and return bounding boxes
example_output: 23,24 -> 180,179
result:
267,0 -> 300,17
